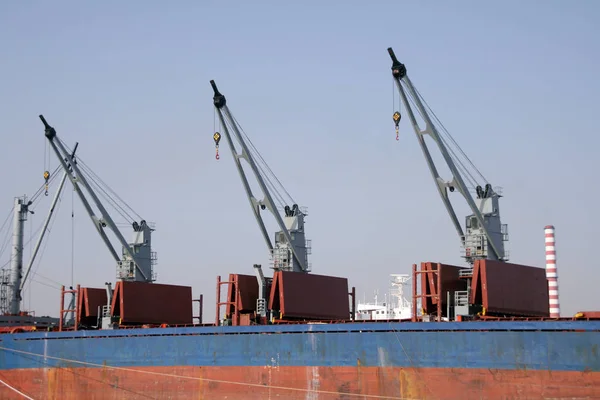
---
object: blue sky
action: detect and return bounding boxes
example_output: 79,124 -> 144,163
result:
0,1 -> 598,320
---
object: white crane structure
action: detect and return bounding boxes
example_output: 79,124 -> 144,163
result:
210,80 -> 311,275
210,80 -> 312,319
387,47 -> 509,267
39,115 -> 157,284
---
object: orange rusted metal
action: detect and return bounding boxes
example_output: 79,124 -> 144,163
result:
413,262 -> 463,321
575,311 -> 600,319
1,366 -> 599,399
58,284 -> 80,332
216,274 -> 240,325
0,326 -> 38,333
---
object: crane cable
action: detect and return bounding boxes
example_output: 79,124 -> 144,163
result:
213,107 -> 221,160
43,138 -> 51,196
393,76 -> 486,191
392,80 -> 401,141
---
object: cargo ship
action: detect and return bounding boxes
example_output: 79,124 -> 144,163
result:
0,47 -> 598,399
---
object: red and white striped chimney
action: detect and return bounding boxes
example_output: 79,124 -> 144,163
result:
544,225 -> 560,318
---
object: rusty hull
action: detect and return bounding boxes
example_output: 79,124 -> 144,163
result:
1,366 -> 599,400
1,320 -> 599,399
110,281 -> 193,325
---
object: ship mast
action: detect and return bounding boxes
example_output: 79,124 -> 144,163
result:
2,146 -> 74,316
387,47 -> 509,265
210,80 -> 311,274
7,196 -> 30,315
20,168 -> 70,296
39,115 -> 157,283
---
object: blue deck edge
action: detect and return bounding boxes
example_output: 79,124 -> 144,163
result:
1,320 -> 599,372
2,320 -> 600,341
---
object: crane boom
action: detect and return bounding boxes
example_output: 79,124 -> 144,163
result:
387,47 -> 508,265
210,80 -> 310,273
39,115 -> 156,282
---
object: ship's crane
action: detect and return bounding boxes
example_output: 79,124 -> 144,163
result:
210,80 -> 311,274
0,151 -> 72,316
387,48 -> 509,266
39,115 -> 157,283
0,141 -> 79,325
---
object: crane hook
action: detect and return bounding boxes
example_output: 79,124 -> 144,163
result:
393,111 -> 401,141
213,132 -> 221,161
43,170 -> 50,196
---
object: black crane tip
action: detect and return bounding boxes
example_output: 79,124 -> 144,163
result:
39,114 -> 49,128
387,47 -> 399,63
210,80 -> 219,94
211,80 -> 226,109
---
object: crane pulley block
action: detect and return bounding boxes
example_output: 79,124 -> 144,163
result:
213,132 -> 221,160
43,170 -> 50,196
393,111 -> 401,141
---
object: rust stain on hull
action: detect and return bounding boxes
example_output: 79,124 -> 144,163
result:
0,366 -> 599,400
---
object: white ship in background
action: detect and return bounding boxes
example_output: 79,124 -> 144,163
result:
355,274 -> 412,321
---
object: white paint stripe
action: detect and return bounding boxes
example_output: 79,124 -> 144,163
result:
548,281 -> 558,287
550,309 -> 560,314
0,378 -> 34,399
549,299 -> 559,305
545,254 -> 556,261
545,246 -> 555,251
